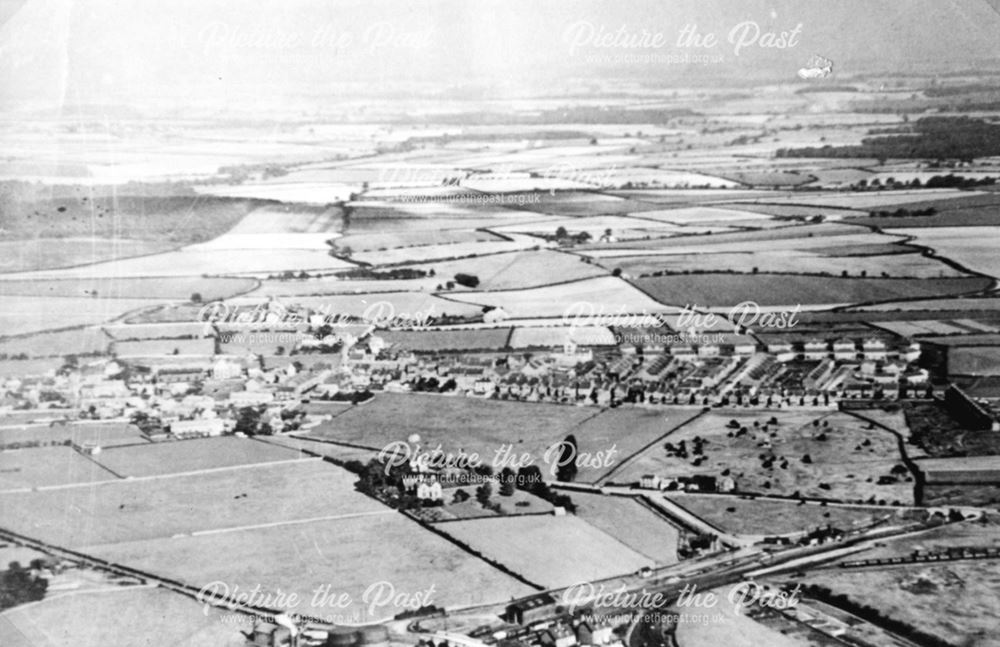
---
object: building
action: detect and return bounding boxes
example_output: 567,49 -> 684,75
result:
577,618 -> 615,646
542,626 -> 578,647
832,338 -> 858,361
640,474 -> 662,490
803,339 -> 828,361
861,338 -> 887,360
169,418 -> 228,438
505,593 -> 557,625
944,385 -> 1000,431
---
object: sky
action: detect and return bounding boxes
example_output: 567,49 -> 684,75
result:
1,0 -> 999,113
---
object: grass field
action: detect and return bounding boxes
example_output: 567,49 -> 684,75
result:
888,226 -> 1000,278
605,250 -> 962,279
674,584 -> 804,647
668,495 -> 906,536
0,446 -> 117,490
334,229 -> 501,252
379,328 -> 512,352
0,586 -> 246,647
0,421 -> 145,449
113,338 -> 216,357
632,274 -> 989,307
0,295 -> 154,336
570,491 -> 680,565
508,326 -> 616,348
349,237 -> 541,266
90,435 -> 303,478
807,561 -> 1000,647
442,276 -> 671,318
86,513 -> 536,621
437,515 -> 653,588
0,238 -> 173,274
612,411 -> 914,504
0,276 -> 256,301
408,249 -> 609,291
0,327 -> 111,357
0,458 -> 384,547
305,393 -> 701,484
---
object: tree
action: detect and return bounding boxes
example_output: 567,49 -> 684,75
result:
499,468 -> 516,496
555,226 -> 568,238
475,482 -> 493,507
452,489 -> 470,504
190,292 -> 203,304
555,434 -> 579,482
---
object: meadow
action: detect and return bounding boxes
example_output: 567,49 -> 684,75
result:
90,435 -> 303,478
570,491 -> 680,565
0,446 -> 117,490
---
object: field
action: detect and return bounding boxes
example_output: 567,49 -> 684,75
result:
379,328 -> 512,352
668,495 -> 907,536
112,338 -> 216,357
674,584 -> 805,647
632,274 -> 989,308
0,238 -> 173,273
0,276 -> 256,301
508,326 -> 617,348
334,229 -> 501,252
490,215 -> 690,239
888,226 -> 1000,278
733,189 -> 980,210
436,515 -> 653,588
0,295 -> 154,336
0,458 -> 386,547
611,411 -> 914,504
605,250 -> 962,279
0,421 -> 145,449
0,446 -> 117,490
0,586 -> 246,647
90,435 -> 303,478
247,291 -> 485,321
407,249 -> 609,290
86,512 -> 536,621
0,327 -> 111,357
570,491 -> 680,565
305,393 -> 702,483
807,561 -> 1000,647
442,276 -> 671,318
349,237 -> 541,266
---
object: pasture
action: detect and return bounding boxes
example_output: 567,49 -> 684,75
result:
436,515 -> 653,588
0,446 -> 117,490
570,491 -> 680,565
408,249 -> 608,291
90,435 -> 303,478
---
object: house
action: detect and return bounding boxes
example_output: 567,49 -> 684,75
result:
416,480 -> 443,501
861,338 -> 887,360
697,342 -> 720,357
640,474 -> 662,490
484,307 -> 510,324
212,358 -> 244,380
832,338 -> 858,361
803,339 -> 828,361
170,418 -> 228,438
542,626 -> 578,647
577,617 -> 615,645
505,593 -> 557,625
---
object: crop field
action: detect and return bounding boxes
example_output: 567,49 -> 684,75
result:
629,206 -> 775,224
102,322 -> 214,340
515,191 -> 663,217
0,276 -> 256,301
508,326 -> 616,348
0,421 -> 145,449
0,458 -> 385,547
334,229 -> 502,253
612,411 -> 914,504
608,189 -> 793,204
668,495 -> 906,536
0,586 -> 246,647
808,561 -> 1000,647
86,512 -> 536,621
442,276 -> 672,318
461,175 -> 597,192
349,236 -> 543,266
0,238 -> 173,274
249,275 -> 442,297
490,215 -> 688,239
379,328 -> 512,352
570,491 -> 680,565
720,202 -> 868,219
0,358 -> 63,377
222,204 -> 342,233
0,295 -> 154,336
436,515 -> 653,588
0,446 -> 117,490
113,337 -> 216,357
408,249 -> 608,291
734,189 -> 980,210
256,291 -> 485,321
632,274 -> 989,307
888,226 -> 1000,278
90,435 -> 303,478
605,250 -> 963,279
0,327 -> 111,357
852,297 -> 1000,312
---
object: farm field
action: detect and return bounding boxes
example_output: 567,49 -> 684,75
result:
0,327 -> 111,357
719,202 -> 868,219
102,321 -> 213,340
0,238 -> 173,274
0,421 -> 145,449
112,337 -> 216,357
334,229 -> 502,253
0,446 -> 117,490
89,435 -> 303,478
249,275 -> 442,297
348,236 -> 544,266
628,206 -> 775,224
514,191 -> 665,217
0,358 -> 63,377
608,189 -> 793,204
0,276 -> 256,301
611,411 -> 914,504
379,328 -> 512,352
0,295 -> 154,336
632,274 -> 989,308
408,249 -> 608,290
604,250 -> 962,279
674,584 -> 804,647
305,393 -> 701,483
436,515 -> 653,588
196,181 -> 357,204
85,512 -> 536,621
490,215 -> 691,239
0,586 -> 246,647
246,291 -> 485,322
508,326 -> 616,348
442,276 -> 672,318
733,189 -> 981,210
421,488 -> 555,521
0,458 -> 386,547
888,226 -> 1000,278
570,491 -> 680,565
668,494 -> 907,536
807,561 -> 1000,647
851,297 -> 1000,312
